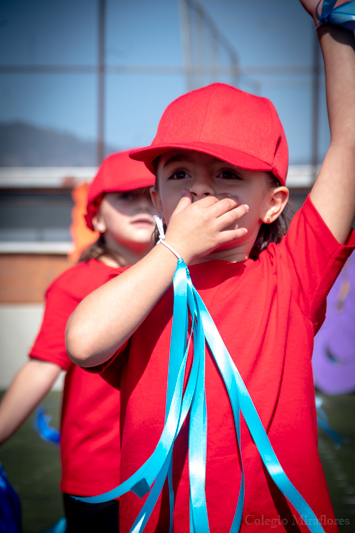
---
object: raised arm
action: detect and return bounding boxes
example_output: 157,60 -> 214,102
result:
66,194 -> 249,368
0,359 -> 61,445
304,0 -> 355,242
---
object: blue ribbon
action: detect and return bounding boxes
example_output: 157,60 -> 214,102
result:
34,407 -> 60,445
73,259 -> 328,532
316,0 -> 355,30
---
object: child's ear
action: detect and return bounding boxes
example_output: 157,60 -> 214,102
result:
150,187 -> 163,217
262,186 -> 289,224
92,212 -> 107,233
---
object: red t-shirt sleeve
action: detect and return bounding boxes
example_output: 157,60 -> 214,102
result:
278,195 -> 355,330
29,279 -> 80,371
29,260 -> 123,370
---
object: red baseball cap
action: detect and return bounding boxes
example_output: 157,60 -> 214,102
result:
85,149 -> 155,230
130,83 -> 289,185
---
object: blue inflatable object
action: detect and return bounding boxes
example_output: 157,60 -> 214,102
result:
0,463 -> 22,533
33,407 -> 60,445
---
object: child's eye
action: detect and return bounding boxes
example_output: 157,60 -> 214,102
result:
118,192 -> 134,201
218,170 -> 241,180
168,170 -> 190,180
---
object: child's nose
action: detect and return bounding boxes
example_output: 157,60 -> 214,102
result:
136,196 -> 154,212
188,177 -> 214,199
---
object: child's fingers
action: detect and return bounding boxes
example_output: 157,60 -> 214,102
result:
170,190 -> 193,216
165,195 -> 250,262
208,195 -> 242,218
172,194 -> 248,233
199,195 -> 248,227
194,192 -> 238,208
172,192 -> 238,219
217,227 -> 249,244
216,203 -> 250,230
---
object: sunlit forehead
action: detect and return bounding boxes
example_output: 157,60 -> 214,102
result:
158,149 -> 243,175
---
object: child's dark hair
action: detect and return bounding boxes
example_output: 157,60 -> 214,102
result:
249,173 -> 292,260
152,167 -> 292,261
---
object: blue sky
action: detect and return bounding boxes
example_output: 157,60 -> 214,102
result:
0,0 -> 329,165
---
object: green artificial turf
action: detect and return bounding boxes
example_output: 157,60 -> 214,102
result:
0,390 -> 354,532
0,390 -> 63,533
316,393 -> 355,531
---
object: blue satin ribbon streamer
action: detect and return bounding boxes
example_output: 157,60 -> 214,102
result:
73,258 -> 328,533
34,407 -> 60,445
316,0 -> 355,29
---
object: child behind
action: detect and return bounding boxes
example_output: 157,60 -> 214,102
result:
67,2 -> 355,531
0,150 -> 156,532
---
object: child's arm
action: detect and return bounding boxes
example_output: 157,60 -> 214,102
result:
66,194 -> 249,368
303,1 -> 355,243
0,359 -> 61,445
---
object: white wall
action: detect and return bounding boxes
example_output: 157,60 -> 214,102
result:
0,304 -> 64,390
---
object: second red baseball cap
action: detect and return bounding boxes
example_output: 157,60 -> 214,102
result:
85,149 -> 155,230
130,83 -> 289,185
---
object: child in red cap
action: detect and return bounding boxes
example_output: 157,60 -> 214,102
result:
0,150 -> 156,531
67,2 -> 355,531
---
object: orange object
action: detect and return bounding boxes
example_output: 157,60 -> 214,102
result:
69,182 -> 99,263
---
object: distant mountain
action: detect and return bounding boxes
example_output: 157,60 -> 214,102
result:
0,122 -> 119,166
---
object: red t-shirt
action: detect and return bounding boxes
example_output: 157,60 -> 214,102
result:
107,197 -> 355,532
29,259 -> 122,496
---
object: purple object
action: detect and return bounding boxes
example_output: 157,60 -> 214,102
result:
312,254 -> 355,395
